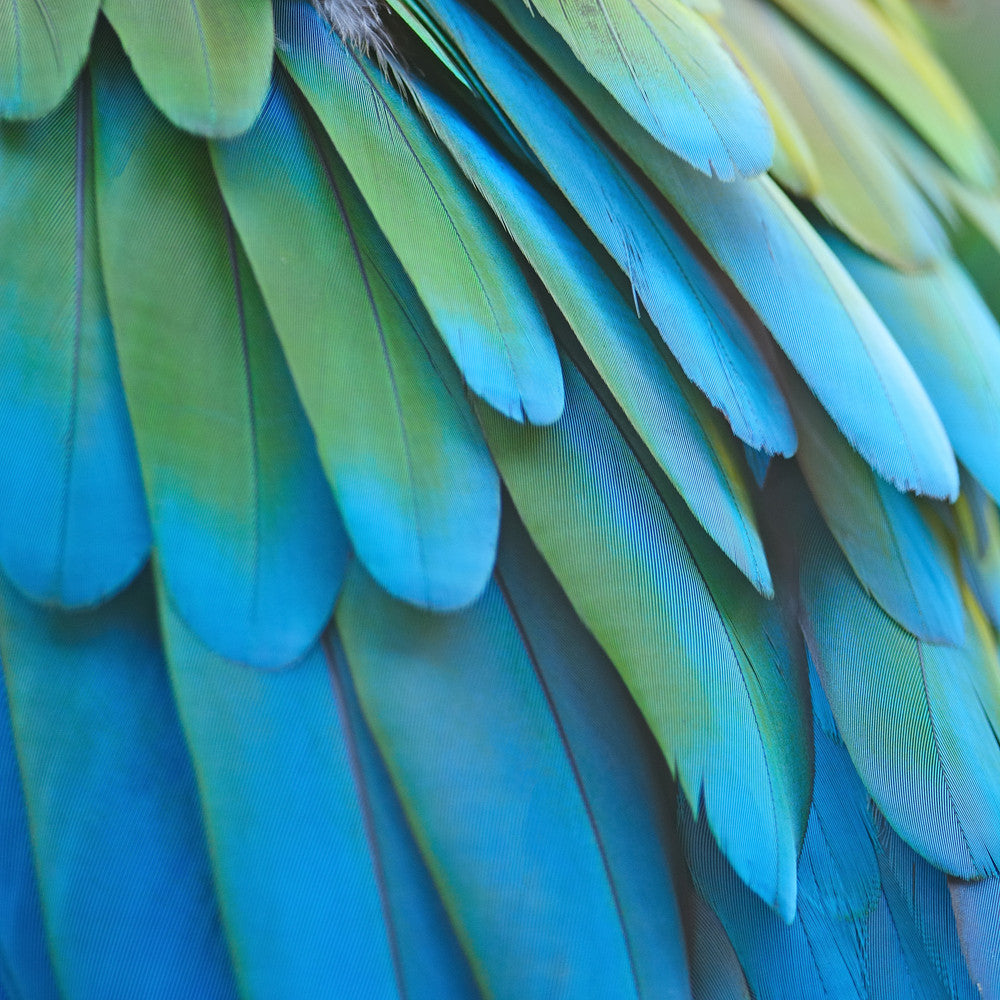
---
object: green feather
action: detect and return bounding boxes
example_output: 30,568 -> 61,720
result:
211,71 -> 500,612
276,0 -> 563,425
477,357 -> 811,919
93,40 -> 344,666
101,0 -> 273,136
0,0 -> 99,118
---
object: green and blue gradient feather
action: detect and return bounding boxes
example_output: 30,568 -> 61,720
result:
1,0 -> 1000,996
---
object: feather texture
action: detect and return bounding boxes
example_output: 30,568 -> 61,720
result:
418,0 -> 794,459
161,601 -> 478,1000
0,670 -> 58,1000
0,0 -> 99,118
514,0 -> 774,179
211,71 -> 499,612
720,0 -> 947,268
337,516 -> 694,998
489,0 -> 959,500
832,235 -> 1000,506
0,573 -> 237,999
276,0 -> 563,425
766,0 -> 997,188
416,82 -> 775,594
101,0 -> 273,136
0,76 -> 150,607
93,40 -> 346,667
794,480 -> 1000,880
478,357 -> 811,918
949,877 -> 1000,998
786,371 -> 964,645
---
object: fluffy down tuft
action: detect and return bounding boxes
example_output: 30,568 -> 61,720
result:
312,0 -> 393,64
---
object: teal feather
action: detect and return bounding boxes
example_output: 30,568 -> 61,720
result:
0,670 -> 59,1000
490,0 -> 959,500
0,75 -> 150,607
794,476 -> 1000,880
101,0 -> 274,136
414,80 -> 776,594
949,877 -> 1000,997
211,71 -> 499,612
683,889 -> 752,1000
161,601 -> 478,1000
477,357 -> 811,919
275,0 -> 563,426
417,0 -> 795,459
682,663 -> 879,1000
0,572 -> 237,999
337,509 -> 695,999
954,479 -> 1000,631
832,234 -> 1000,505
503,0 -> 774,179
92,41 -> 345,666
786,371 -> 964,645
876,817 -> 980,1000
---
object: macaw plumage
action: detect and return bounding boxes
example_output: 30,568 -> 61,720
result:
1,0 -> 999,996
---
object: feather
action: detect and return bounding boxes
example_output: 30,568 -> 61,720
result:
477,356 -> 811,918
507,0 -> 774,179
719,0 -> 947,269
211,71 -> 499,612
682,888 -> 752,1000
160,601 -> 478,1000
414,81 -> 776,594
793,476 -> 1000,880
0,0 -> 99,119
876,817 -> 979,1000
493,509 -> 692,999
949,877 -> 1000,998
490,0 -> 959,500
0,572 -> 237,999
0,75 -> 150,607
274,0 -> 563,425
336,511 -> 694,999
682,663 -> 880,1000
832,234 -> 1000,506
92,40 -> 346,667
786,369 -> 964,645
415,0 -> 794,460
954,485 -> 1000,630
101,0 -> 273,136
0,671 -> 59,1000
765,0 -> 998,188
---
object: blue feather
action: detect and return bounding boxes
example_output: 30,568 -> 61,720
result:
786,370 -> 964,645
275,0 -> 563,426
477,357 -> 811,920
211,72 -> 500,613
795,479 -> 1000,880
0,573 -> 237,999
876,819 -> 979,1000
92,39 -> 347,667
337,513 -> 695,998
160,602 -> 477,1000
949,876 -> 1000,997
0,77 -> 150,607
831,234 -> 1000,504
0,672 -> 59,1000
415,0 -> 795,459
492,2 -> 960,500
682,664 -> 879,1000
414,80 -> 776,595
682,889 -> 752,1000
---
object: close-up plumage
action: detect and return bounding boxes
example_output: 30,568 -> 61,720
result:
1,0 -> 999,996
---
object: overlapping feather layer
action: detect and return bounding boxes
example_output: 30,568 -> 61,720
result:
1,0 -> 1000,997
